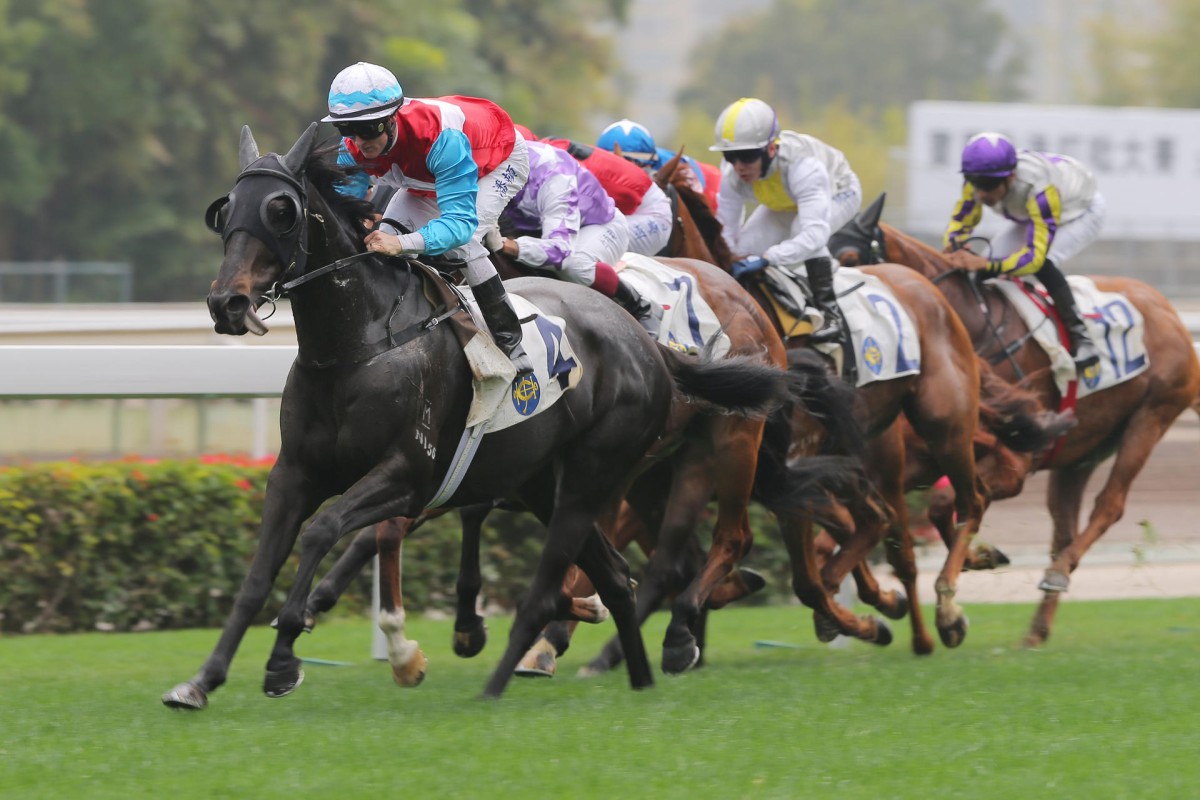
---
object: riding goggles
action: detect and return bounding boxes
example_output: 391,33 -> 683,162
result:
334,119 -> 389,140
965,173 -> 1007,191
722,148 -> 766,165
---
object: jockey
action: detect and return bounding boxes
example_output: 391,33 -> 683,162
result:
596,119 -> 720,208
944,132 -> 1101,372
539,136 -> 673,257
710,97 -> 863,344
322,61 -> 534,375
492,139 -> 663,335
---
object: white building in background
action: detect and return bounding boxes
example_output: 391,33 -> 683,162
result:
906,101 -> 1200,242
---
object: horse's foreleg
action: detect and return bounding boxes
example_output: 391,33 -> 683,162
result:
1025,464 -> 1091,647
264,466 -> 419,699
163,463 -> 324,710
305,526 -> 379,624
375,518 -> 426,687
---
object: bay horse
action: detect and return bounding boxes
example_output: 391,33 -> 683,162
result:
830,193 -> 1200,645
661,176 -> 1003,654
161,123 -> 793,709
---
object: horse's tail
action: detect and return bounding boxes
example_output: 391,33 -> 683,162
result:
785,348 -> 866,459
658,344 -> 790,417
977,358 -> 1075,453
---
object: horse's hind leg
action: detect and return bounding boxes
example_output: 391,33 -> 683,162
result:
1025,464 -> 1091,647
453,502 -> 494,659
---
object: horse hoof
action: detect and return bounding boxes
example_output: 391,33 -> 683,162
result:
1038,570 -> 1070,593
453,620 -> 488,659
392,650 -> 427,687
938,614 -> 969,648
813,611 -> 840,643
661,643 -> 700,675
573,593 -> 610,624
737,567 -> 767,595
161,682 -> 208,710
263,664 -> 305,698
302,612 -> 316,633
872,619 -> 893,646
882,591 -> 909,621
514,639 -> 557,678
912,635 -> 935,657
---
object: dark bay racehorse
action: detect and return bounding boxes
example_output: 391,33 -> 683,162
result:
830,195 -> 1200,645
161,123 -> 793,709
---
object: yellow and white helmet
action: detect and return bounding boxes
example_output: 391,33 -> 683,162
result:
709,97 -> 780,152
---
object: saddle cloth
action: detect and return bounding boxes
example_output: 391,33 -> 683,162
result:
761,265 -> 921,387
458,288 -> 583,432
615,252 -> 732,359
990,275 -> 1149,398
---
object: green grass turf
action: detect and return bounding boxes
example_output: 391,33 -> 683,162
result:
1,600 -> 1196,799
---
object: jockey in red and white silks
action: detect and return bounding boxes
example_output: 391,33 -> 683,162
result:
945,150 -> 1105,276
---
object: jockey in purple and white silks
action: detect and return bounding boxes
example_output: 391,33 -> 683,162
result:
943,132 -> 1102,373
710,97 -> 863,345
322,61 -> 534,374
496,140 -> 662,335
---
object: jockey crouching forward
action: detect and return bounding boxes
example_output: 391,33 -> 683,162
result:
539,135 -> 673,257
322,61 -> 534,375
492,139 -> 663,337
710,98 -> 863,345
596,118 -> 721,210
945,132 -> 1101,373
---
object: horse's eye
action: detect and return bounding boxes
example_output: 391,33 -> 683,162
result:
263,196 -> 300,235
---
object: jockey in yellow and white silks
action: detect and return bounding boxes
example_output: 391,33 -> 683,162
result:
943,132 -> 1102,373
711,97 -> 862,344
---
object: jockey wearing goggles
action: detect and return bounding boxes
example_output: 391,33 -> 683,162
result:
945,132 -> 1102,372
322,61 -> 534,375
492,138 -> 662,337
710,97 -> 863,345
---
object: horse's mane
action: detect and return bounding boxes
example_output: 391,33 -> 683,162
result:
305,143 -> 377,241
676,182 -> 732,269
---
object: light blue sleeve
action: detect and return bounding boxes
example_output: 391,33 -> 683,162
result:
334,139 -> 370,199
417,129 -> 480,255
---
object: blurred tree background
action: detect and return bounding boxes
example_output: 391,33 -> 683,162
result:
0,0 -> 629,300
0,0 -> 1189,301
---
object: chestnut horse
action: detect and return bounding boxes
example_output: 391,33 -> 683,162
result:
830,194 -> 1200,645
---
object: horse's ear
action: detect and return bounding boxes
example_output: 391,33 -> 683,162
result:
860,192 -> 887,229
656,149 -> 684,186
282,122 -> 319,176
239,125 -> 260,170
612,142 -> 624,158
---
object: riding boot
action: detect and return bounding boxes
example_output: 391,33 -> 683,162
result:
805,256 -> 846,345
1046,281 -> 1101,373
612,278 -> 663,339
472,275 -> 535,376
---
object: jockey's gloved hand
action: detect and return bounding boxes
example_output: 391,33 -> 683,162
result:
482,227 -> 504,254
731,256 -> 770,279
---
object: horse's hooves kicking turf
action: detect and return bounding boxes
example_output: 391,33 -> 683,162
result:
161,682 -> 208,710
1038,570 -> 1070,593
937,615 -> 969,648
453,619 -> 488,659
263,664 -> 304,698
661,643 -> 701,674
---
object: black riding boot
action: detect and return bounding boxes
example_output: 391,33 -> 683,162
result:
805,256 -> 845,345
1045,280 -> 1100,373
612,278 -> 663,338
472,276 -> 534,376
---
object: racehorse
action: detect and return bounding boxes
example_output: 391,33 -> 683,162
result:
161,124 -> 793,709
662,178 -> 1009,654
830,194 -> 1200,646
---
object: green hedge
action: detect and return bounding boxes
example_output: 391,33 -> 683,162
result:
0,457 -> 922,635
